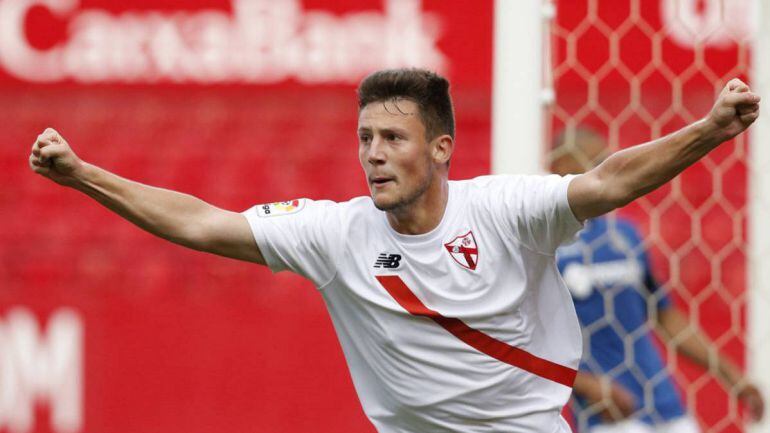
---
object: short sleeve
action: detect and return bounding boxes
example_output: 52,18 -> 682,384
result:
242,199 -> 340,287
484,174 -> 583,255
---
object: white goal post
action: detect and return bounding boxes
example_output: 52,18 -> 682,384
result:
492,0 -> 548,176
748,1 -> 770,433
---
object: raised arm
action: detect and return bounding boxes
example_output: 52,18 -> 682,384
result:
655,307 -> 765,421
568,78 -> 760,221
28,128 -> 265,265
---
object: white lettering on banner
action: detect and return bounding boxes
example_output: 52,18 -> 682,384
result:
661,0 -> 756,48
0,0 -> 446,83
0,308 -> 83,433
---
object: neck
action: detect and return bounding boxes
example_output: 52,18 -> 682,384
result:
386,177 -> 449,235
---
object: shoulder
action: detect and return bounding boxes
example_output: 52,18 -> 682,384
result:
310,195 -> 381,236
331,195 -> 378,219
456,174 -> 526,188
290,195 -> 375,215
453,174 -> 573,206
244,195 -> 376,229
459,174 -> 571,189
450,175 -> 522,198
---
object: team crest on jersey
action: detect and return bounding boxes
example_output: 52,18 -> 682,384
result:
444,231 -> 479,270
256,199 -> 306,217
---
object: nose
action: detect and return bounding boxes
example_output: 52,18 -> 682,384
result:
366,137 -> 386,166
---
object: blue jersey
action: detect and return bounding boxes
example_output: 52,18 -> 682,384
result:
556,216 -> 685,427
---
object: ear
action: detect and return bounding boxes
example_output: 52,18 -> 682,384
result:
431,134 -> 454,166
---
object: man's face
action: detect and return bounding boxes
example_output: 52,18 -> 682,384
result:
358,99 -> 435,211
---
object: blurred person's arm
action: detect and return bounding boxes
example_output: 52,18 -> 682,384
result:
656,306 -> 765,421
28,128 -> 265,265
572,371 -> 636,422
568,78 -> 760,221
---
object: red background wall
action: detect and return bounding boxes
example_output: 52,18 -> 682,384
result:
0,1 -> 492,432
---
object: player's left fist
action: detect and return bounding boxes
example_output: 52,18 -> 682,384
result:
707,78 -> 761,141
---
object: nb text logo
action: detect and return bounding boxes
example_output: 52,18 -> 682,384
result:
374,253 -> 402,269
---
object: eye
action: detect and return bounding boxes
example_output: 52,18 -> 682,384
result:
385,133 -> 399,141
359,134 -> 371,144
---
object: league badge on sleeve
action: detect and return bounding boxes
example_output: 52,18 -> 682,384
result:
444,231 -> 479,270
256,199 -> 306,217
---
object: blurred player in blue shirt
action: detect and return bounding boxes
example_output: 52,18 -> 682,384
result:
552,129 -> 764,433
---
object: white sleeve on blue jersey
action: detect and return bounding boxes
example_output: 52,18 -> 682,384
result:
482,174 -> 583,255
241,199 -> 341,287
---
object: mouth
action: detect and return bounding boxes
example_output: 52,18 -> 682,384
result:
369,176 -> 395,189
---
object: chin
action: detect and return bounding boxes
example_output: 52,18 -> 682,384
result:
371,191 -> 403,211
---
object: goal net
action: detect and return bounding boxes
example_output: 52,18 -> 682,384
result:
543,1 -> 765,432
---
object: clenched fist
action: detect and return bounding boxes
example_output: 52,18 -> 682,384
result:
29,128 -> 85,187
707,78 -> 761,141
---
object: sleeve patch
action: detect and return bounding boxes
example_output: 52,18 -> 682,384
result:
256,199 -> 306,217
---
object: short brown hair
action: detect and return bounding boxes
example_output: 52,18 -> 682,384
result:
357,68 -> 455,140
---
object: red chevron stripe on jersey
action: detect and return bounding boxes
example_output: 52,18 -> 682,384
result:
375,275 -> 577,387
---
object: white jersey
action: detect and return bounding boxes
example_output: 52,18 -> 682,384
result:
243,175 -> 584,433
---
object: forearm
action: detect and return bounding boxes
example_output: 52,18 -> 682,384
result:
71,162 -> 222,250
30,130 -> 262,263
594,119 -> 722,207
661,309 -> 768,420
572,371 -> 637,420
568,119 -> 729,220
657,308 -> 742,387
572,371 -> 603,398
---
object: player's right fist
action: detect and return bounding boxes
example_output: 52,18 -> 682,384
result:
28,128 -> 84,187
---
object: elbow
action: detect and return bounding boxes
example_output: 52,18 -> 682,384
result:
607,180 -> 661,210
155,216 -> 211,251
587,156 -> 642,212
604,185 -> 635,210
571,167 -> 647,220
585,171 -> 632,215
181,217 -> 218,252
594,167 -> 641,210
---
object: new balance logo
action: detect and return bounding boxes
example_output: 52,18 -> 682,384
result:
374,253 -> 402,269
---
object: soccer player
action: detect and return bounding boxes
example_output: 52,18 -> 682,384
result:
552,128 -> 765,433
28,69 -> 760,433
